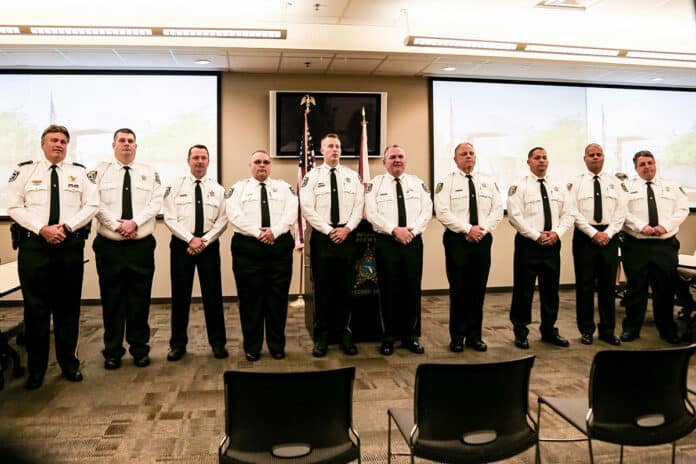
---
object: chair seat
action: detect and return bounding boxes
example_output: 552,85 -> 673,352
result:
592,414 -> 696,447
221,441 -> 359,464
389,407 -> 537,464
414,429 -> 537,464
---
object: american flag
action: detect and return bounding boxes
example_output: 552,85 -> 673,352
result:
295,104 -> 316,247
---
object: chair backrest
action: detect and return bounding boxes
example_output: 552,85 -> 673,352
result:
588,345 -> 696,442
223,367 -> 355,452
414,356 -> 535,441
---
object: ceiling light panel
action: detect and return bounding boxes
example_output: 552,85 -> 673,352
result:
30,27 -> 152,36
408,36 -> 517,51
162,28 -> 285,39
526,44 -> 619,57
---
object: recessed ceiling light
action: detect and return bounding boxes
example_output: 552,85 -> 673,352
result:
625,50 -> 696,62
442,66 -> 456,71
163,28 -> 285,39
30,26 -> 152,36
525,44 -> 619,57
407,36 -> 517,51
195,59 -> 211,65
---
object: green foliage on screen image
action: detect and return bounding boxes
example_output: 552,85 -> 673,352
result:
137,112 -> 217,162
663,129 -> 696,164
0,112 -> 39,163
519,118 -> 587,161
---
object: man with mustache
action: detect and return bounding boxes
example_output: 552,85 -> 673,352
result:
7,124 -> 98,389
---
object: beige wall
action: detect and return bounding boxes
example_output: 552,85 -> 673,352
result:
2,72 -> 695,301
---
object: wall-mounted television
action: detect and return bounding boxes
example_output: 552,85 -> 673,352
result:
270,91 -> 387,158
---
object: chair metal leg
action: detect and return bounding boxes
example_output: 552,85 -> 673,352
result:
588,438 -> 594,464
672,441 -> 676,464
619,444 -> 624,464
387,414 -> 392,464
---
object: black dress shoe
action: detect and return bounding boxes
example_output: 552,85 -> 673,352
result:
514,337 -> 530,349
25,374 -> 44,390
271,351 -> 285,360
104,357 -> 121,370
339,335 -> 358,356
662,334 -> 682,345
449,339 -> 464,353
598,334 -> 621,346
402,339 -> 425,354
167,347 -> 186,362
62,369 -> 83,382
245,352 -> 260,362
542,333 -> 570,347
312,342 -> 327,358
580,333 -> 594,345
379,342 -> 394,356
212,346 -> 229,359
466,340 -> 488,352
620,331 -> 638,342
133,355 -> 150,367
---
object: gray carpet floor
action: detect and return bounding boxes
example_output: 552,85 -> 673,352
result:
1,290 -> 696,463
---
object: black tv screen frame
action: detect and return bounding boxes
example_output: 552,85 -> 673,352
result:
270,91 -> 386,158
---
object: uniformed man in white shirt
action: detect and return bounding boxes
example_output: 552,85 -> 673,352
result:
568,143 -> 626,346
434,142 -> 503,353
507,146 -> 574,349
366,145 -> 432,355
7,125 -> 98,389
300,133 -> 364,357
228,150 -> 297,361
91,128 -> 163,370
620,150 -> 689,344
163,144 -> 228,362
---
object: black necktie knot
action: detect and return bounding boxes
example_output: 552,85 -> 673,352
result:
50,164 -> 57,170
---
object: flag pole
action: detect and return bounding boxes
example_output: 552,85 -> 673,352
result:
290,95 -> 315,310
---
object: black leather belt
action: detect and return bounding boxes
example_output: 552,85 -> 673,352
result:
594,224 -> 609,231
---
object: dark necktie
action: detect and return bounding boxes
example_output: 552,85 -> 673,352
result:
121,166 -> 133,220
395,177 -> 407,227
539,179 -> 552,231
647,181 -> 659,227
466,174 -> 478,226
48,164 -> 60,225
593,175 -> 603,223
330,168 -> 340,226
194,180 -> 204,236
260,182 -> 271,228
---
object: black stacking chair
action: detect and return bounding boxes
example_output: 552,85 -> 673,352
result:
387,357 -> 539,464
537,345 -> 696,464
218,367 -> 360,464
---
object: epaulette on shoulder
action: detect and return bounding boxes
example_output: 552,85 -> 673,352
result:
72,162 -> 86,169
18,160 -> 33,167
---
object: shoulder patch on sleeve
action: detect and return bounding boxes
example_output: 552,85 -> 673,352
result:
154,172 -> 161,185
301,176 -> 309,188
435,182 -> 443,193
365,183 -> 373,193
8,169 -> 20,183
72,162 -> 86,169
164,186 -> 171,198
289,185 -> 296,195
566,183 -> 573,191
224,187 -> 234,199
86,170 -> 98,183
508,185 -> 517,196
18,160 -> 33,167
621,183 -> 628,192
